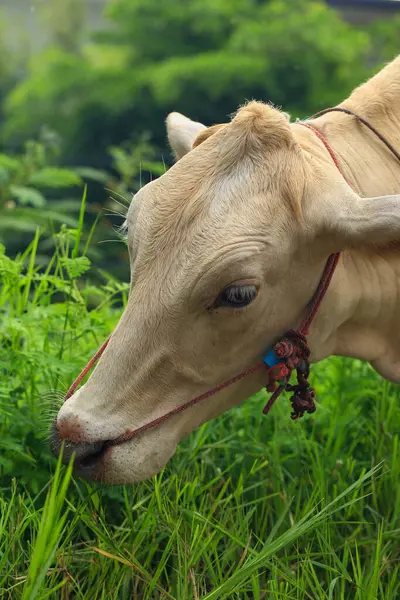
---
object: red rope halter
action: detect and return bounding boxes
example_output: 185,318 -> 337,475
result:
62,119 -> 358,444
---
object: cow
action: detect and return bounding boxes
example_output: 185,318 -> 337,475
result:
52,55 -> 400,485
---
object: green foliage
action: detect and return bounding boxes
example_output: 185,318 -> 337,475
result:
27,167 -> 82,189
0,12 -> 18,119
0,132 -> 163,282
367,14 -> 400,63
0,224 -> 128,491
37,0 -> 87,54
20,453 -> 74,600
4,0 -> 397,174
106,134 -> 166,204
60,255 -> 91,278
0,224 -> 400,598
0,137 -> 84,244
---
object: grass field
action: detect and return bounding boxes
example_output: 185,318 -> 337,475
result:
1,223 -> 399,599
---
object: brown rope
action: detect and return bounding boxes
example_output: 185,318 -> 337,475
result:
312,107 -> 400,163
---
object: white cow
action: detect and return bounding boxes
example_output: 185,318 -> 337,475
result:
52,56 -> 400,484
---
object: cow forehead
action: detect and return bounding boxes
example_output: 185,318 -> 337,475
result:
126,126 -> 305,276
126,180 -> 214,271
128,192 -> 271,279
129,146 -> 224,227
129,148 -> 288,237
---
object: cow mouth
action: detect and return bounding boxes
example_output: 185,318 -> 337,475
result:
50,420 -> 128,478
77,442 -> 109,471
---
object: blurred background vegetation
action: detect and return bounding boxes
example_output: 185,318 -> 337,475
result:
0,0 -> 399,280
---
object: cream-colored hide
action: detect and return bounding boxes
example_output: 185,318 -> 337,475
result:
53,56 -> 400,485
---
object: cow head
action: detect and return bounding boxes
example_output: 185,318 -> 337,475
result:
52,102 -> 400,484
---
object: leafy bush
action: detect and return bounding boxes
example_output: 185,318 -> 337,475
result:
0,128 -> 164,283
0,216 -> 129,491
0,137 -> 82,242
0,12 -> 19,121
3,0 -> 393,173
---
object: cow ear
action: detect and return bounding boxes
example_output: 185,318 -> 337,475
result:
312,187 -> 400,251
166,112 -> 207,161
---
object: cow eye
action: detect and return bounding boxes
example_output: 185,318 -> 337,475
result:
216,285 -> 258,308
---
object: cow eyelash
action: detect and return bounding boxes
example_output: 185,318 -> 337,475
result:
214,284 -> 258,309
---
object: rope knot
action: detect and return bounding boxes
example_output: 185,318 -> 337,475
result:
274,339 -> 294,359
274,330 -> 310,360
288,377 -> 316,420
263,329 -> 315,418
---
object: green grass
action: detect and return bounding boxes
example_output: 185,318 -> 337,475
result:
1,223 -> 399,599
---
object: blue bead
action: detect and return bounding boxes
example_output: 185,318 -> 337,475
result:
263,349 -> 279,367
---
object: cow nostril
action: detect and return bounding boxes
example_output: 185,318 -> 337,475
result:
77,442 -> 107,471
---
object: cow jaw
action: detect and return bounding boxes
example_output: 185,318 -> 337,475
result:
54,365 -> 267,484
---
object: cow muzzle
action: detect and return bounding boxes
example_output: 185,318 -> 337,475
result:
50,419 -> 108,480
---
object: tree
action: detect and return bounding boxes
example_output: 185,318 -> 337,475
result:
38,0 -> 87,54
3,0 -> 376,167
